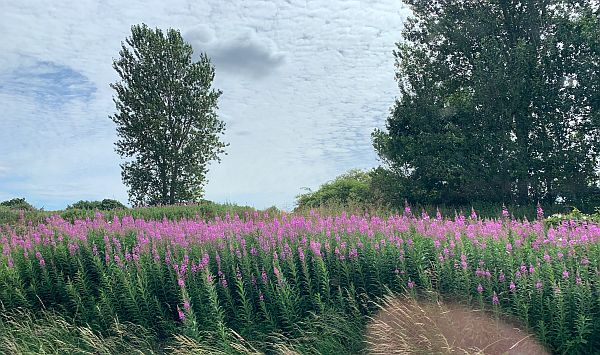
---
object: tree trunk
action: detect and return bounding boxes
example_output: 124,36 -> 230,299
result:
169,163 -> 178,205
159,159 -> 168,205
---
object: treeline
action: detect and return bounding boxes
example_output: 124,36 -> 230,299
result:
302,0 -> 600,214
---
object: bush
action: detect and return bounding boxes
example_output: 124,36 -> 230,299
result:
0,207 -> 19,225
66,199 -> 127,211
296,169 -> 374,209
0,198 -> 36,211
58,202 -> 256,223
0,199 -> 39,225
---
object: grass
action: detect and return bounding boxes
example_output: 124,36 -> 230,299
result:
0,308 -> 160,355
0,306 -> 366,354
366,291 -> 549,354
1,291 -> 550,355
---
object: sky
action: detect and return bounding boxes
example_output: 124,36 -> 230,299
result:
0,0 -> 410,211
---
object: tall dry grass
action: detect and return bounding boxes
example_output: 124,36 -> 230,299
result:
0,308 -> 159,354
365,293 -> 549,355
0,306 -> 366,355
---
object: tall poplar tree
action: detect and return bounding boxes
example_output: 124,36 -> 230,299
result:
110,24 -> 226,206
374,0 -> 600,207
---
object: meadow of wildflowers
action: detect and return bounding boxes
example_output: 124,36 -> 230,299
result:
1,205 -> 599,353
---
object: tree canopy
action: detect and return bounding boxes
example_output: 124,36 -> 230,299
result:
110,24 -> 226,206
373,0 -> 600,208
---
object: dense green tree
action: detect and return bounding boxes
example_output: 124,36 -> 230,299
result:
111,24 -> 226,206
373,0 -> 600,207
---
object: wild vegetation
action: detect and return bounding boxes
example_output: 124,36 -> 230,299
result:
0,198 -> 255,226
1,204 -> 599,353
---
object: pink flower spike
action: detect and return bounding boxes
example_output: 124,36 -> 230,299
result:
492,292 -> 499,305
536,203 -> 544,220
499,272 -> 505,282
502,205 -> 509,219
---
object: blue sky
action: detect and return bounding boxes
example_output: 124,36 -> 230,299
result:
0,0 -> 410,211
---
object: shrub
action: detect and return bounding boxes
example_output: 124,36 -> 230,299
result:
0,198 -> 36,211
296,170 -> 374,209
66,199 -> 127,211
0,207 -> 19,225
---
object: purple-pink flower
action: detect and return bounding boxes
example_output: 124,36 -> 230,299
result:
177,307 -> 185,321
492,291 -> 499,305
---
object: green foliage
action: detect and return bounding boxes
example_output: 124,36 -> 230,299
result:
373,0 -> 600,207
67,199 -> 127,211
0,199 -> 47,225
1,202 -> 255,226
111,23 -> 227,206
295,168 -> 574,219
295,169 -> 375,209
0,198 -> 36,211
545,208 -> 600,225
0,207 -> 20,226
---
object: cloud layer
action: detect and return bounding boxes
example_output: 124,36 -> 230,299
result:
0,0 -> 410,210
